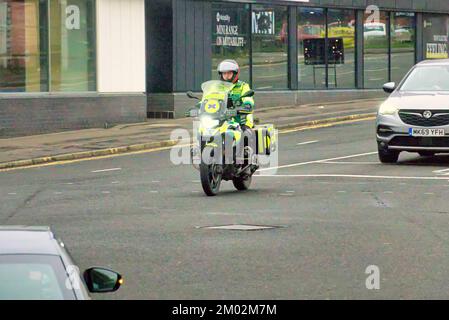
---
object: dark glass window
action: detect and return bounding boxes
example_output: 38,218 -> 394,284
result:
49,0 -> 96,92
327,9 -> 355,88
0,0 -> 96,93
0,0 -> 47,92
298,7 -> 326,89
364,11 -> 389,88
423,14 -> 448,60
390,12 -> 415,84
212,3 -> 250,83
252,5 -> 288,90
297,8 -> 355,89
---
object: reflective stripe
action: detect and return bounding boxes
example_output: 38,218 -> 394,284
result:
258,129 -> 264,153
245,114 -> 254,128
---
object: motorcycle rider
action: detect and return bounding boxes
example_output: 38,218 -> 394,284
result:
217,59 -> 257,166
217,59 -> 255,130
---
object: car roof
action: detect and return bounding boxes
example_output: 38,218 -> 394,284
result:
0,226 -> 61,255
364,22 -> 385,26
416,59 -> 449,66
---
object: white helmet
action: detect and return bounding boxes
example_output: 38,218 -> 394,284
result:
217,59 -> 240,83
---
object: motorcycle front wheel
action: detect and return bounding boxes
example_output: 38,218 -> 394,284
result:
200,163 -> 222,196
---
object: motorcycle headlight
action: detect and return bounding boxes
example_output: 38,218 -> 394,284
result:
378,103 -> 398,115
200,116 -> 219,128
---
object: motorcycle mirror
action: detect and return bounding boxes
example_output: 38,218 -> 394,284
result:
241,90 -> 255,98
189,108 -> 199,117
187,91 -> 200,100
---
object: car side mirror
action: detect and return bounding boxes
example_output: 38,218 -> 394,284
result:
241,90 -> 255,98
383,82 -> 396,93
187,91 -> 200,100
83,267 -> 123,293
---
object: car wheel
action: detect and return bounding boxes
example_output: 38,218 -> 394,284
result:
378,148 -> 399,163
418,151 -> 435,157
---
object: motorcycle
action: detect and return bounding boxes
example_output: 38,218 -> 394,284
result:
186,80 -> 275,196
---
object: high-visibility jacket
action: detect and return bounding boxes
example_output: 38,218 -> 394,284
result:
229,80 -> 254,128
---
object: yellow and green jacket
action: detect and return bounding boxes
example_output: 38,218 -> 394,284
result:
229,80 -> 255,128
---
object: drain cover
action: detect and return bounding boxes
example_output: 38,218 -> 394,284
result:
201,224 -> 279,231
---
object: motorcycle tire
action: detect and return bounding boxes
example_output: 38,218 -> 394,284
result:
200,163 -> 222,196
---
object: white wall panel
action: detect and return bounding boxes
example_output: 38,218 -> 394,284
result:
96,0 -> 146,93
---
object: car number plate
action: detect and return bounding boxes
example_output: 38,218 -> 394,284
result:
409,128 -> 445,137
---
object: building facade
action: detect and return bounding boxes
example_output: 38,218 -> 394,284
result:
0,0 -> 448,136
147,0 -> 449,119
0,0 -> 146,136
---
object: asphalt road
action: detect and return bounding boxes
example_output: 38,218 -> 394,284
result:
2,119 -> 449,299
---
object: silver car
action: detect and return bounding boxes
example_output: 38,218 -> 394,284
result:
376,59 -> 449,163
0,226 -> 123,300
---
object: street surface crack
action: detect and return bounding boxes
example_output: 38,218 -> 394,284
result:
4,189 -> 44,222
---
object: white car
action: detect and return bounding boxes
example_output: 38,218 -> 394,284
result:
364,22 -> 386,38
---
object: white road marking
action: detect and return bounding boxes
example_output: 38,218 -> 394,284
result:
297,140 -> 318,146
424,193 -> 434,195
150,191 -> 159,193
206,212 -> 246,216
152,181 -> 160,183
91,168 -> 122,173
433,168 -> 449,174
280,193 -> 293,196
338,191 -> 347,193
54,192 -> 62,195
256,174 -> 449,181
65,182 -> 74,185
111,181 -> 120,184
384,191 -> 393,194
285,190 -> 295,193
258,151 -> 377,172
102,191 -> 111,194
321,161 -> 379,165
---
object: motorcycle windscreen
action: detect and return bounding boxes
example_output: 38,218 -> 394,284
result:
200,81 -> 234,116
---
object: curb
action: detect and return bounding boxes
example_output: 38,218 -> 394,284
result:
276,112 -> 376,132
0,113 -> 376,170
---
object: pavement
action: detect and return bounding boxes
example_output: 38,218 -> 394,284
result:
3,119 -> 449,299
0,98 -> 381,169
